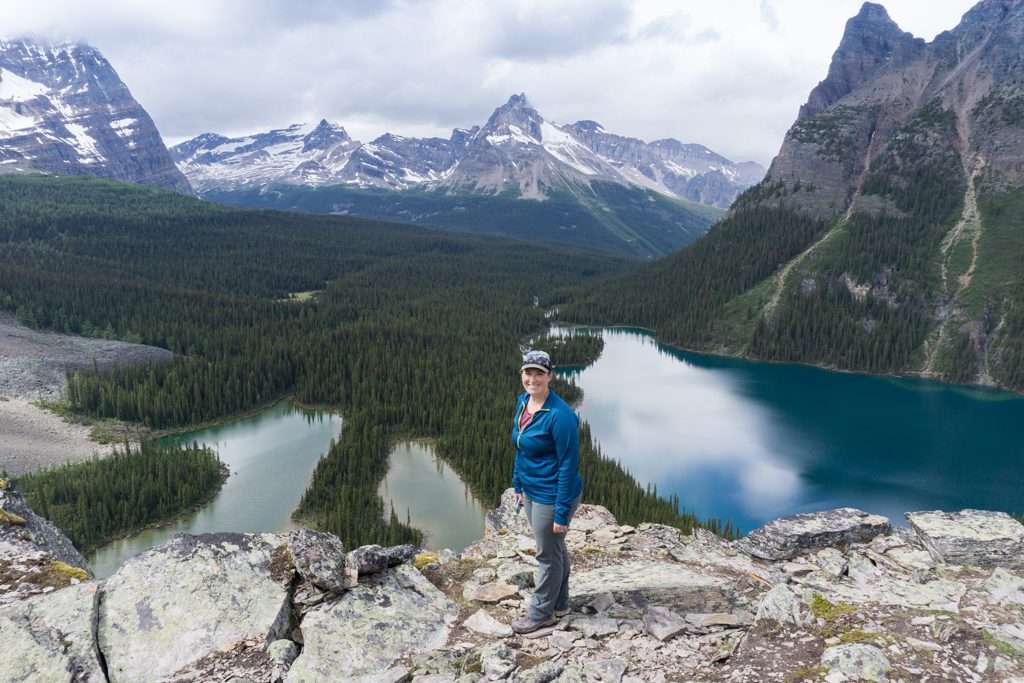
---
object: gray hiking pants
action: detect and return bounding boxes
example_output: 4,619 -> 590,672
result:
524,493 -> 582,621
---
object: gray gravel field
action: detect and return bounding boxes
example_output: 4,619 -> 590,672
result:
0,312 -> 173,474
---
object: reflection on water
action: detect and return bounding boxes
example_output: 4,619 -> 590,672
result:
557,327 -> 1024,533
379,442 -> 487,552
87,401 -> 341,578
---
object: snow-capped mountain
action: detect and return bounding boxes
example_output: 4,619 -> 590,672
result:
174,94 -> 763,208
0,38 -> 191,193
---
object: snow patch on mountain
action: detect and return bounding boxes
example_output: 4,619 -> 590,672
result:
174,94 -> 765,207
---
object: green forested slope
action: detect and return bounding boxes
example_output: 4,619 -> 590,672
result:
569,100 -> 1024,392
204,181 -> 723,259
12,442 -> 225,552
0,174 -> 737,546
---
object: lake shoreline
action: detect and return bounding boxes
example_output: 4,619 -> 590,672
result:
552,320 -> 1024,399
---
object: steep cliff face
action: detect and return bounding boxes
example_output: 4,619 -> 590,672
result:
589,0 -> 1024,391
0,39 -> 192,194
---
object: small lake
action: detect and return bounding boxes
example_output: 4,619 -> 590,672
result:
87,401 -> 341,578
378,442 -> 487,552
557,327 -> 1024,534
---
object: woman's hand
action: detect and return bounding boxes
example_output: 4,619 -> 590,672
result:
552,523 -> 569,534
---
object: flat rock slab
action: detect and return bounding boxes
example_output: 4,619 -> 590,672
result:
469,581 -> 519,603
906,509 -> 1024,569
99,532 -> 292,683
286,564 -> 458,681
821,644 -> 890,682
736,508 -> 891,561
643,606 -> 689,641
986,567 -> 1024,606
463,608 -> 513,637
569,561 -> 745,615
0,581 -> 104,683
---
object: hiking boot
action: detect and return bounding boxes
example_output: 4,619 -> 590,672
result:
511,615 -> 557,634
554,608 -> 570,617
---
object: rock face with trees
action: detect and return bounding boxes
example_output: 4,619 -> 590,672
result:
570,0 -> 1024,393
3,481 -> 1023,682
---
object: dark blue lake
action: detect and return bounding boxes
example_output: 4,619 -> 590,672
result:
558,327 -> 1024,534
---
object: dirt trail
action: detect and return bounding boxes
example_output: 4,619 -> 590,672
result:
0,312 -> 171,475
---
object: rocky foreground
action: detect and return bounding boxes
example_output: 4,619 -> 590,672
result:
2,482 -> 1023,683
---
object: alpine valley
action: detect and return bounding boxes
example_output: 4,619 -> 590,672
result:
173,94 -> 763,258
571,0 -> 1024,393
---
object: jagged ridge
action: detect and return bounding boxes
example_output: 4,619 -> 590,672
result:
0,38 -> 192,194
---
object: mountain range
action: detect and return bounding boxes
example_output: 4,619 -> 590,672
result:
573,0 -> 1024,392
171,94 -> 764,209
0,34 -> 761,257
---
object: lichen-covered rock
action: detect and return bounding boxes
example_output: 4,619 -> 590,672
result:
754,584 -> 806,625
0,581 -> 104,682
347,544 -> 391,576
98,532 -> 292,683
512,660 -> 564,683
479,642 -> 517,679
384,543 -> 418,567
816,547 -> 848,578
736,508 -> 891,561
484,488 -> 533,538
569,560 -> 746,616
583,658 -> 627,683
0,483 -> 91,577
985,567 -> 1024,606
906,509 -> 1024,569
268,638 -> 299,668
286,564 -> 459,680
821,644 -> 891,682
286,527 -> 347,592
987,624 -> 1024,656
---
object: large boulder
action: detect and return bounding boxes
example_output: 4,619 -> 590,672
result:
906,509 -> 1024,569
568,560 -> 750,617
286,527 -> 347,592
98,532 -> 293,683
736,508 -> 891,561
286,564 -> 459,680
0,581 -> 104,682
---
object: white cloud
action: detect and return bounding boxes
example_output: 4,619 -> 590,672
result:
0,0 -> 979,165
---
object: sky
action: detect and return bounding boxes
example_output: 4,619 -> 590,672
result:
1,0 -> 981,167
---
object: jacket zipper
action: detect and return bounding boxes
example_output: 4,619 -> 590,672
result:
516,401 -> 550,449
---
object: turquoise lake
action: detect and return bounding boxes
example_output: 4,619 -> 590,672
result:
87,401 -> 341,578
558,327 -> 1024,535
378,442 -> 487,552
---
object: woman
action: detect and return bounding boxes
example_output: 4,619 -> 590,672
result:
511,347 -> 584,634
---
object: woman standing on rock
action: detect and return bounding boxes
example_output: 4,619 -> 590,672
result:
511,347 -> 583,634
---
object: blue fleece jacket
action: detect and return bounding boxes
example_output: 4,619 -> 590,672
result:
512,389 -> 583,525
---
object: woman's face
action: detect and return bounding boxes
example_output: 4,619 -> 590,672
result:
521,367 -> 553,398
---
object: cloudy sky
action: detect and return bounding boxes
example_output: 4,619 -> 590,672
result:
2,0 -> 979,166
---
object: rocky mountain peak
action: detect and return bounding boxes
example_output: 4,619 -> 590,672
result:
571,119 -> 606,134
301,118 -> 350,152
0,37 -> 192,193
798,2 -> 925,121
481,92 -> 544,142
